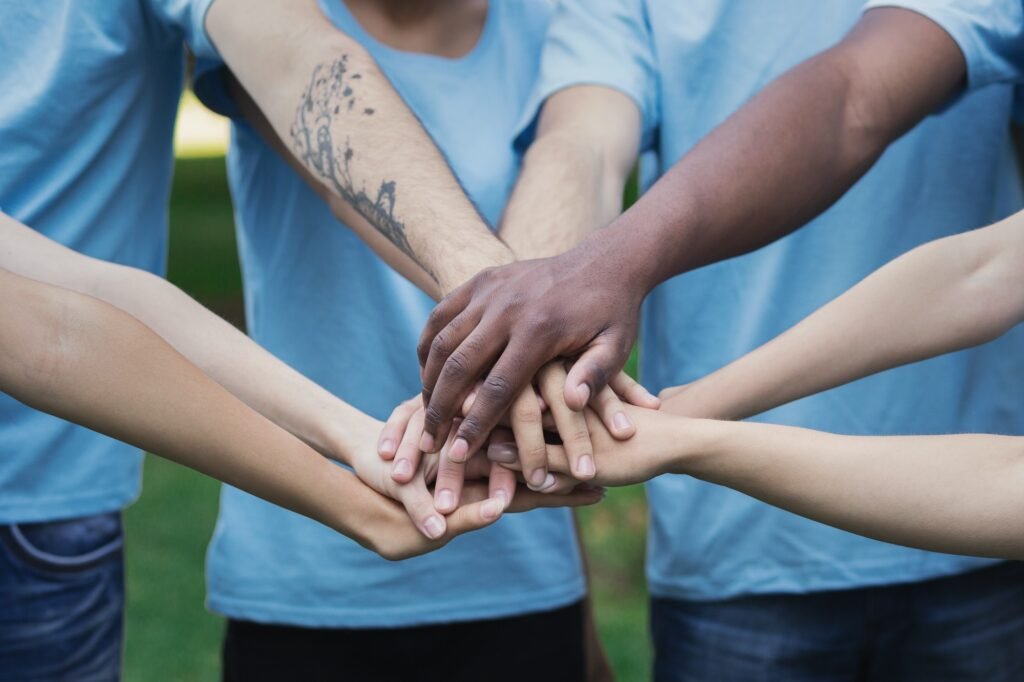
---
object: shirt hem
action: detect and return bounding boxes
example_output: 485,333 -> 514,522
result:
647,557 -> 1002,602
0,487 -> 140,524
207,579 -> 587,628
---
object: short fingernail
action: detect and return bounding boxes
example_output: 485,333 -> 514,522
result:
379,438 -> 396,455
423,515 -> 445,539
495,489 -> 510,508
436,489 -> 455,512
419,432 -> 435,452
540,473 -> 558,492
577,384 -> 591,405
613,412 -> 632,431
577,454 -> 595,477
481,498 -> 504,520
449,438 -> 469,462
487,443 -> 518,463
392,458 -> 412,478
529,469 -> 548,489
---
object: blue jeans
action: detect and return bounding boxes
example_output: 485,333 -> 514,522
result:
0,512 -> 125,682
652,561 -> 1024,682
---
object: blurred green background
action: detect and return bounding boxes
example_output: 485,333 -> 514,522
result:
123,98 -> 652,681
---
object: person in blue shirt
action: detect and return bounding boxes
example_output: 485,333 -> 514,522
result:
2,0 -> 600,677
415,0 -> 1024,679
189,1 -> 648,680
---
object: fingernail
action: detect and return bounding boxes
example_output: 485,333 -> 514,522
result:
481,498 -> 503,520
529,469 -> 548,489
613,412 -> 632,431
423,515 -> 445,539
449,438 -> 469,462
487,443 -> 518,463
495,489 -> 510,508
540,473 -> 557,492
577,384 -> 591,405
392,458 -> 412,478
419,432 -> 435,452
577,454 -> 595,477
436,489 -> 455,512
379,438 -> 396,456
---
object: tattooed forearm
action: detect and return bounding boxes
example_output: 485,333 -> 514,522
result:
290,57 -> 438,283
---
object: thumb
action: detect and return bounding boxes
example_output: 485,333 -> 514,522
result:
443,497 -> 505,539
564,336 -> 629,411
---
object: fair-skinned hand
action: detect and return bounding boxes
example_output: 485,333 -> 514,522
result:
491,404 -> 679,488
378,369 -> 658,504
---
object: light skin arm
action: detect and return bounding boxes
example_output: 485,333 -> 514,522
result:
0,211 -> 504,539
662,211 -> 1024,420
0,265 -> 523,559
204,0 -> 514,297
528,407 -> 1024,561
418,7 -> 969,456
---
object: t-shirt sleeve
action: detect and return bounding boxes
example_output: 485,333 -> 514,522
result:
191,58 -> 242,120
148,0 -> 220,61
863,0 -> 1024,89
513,0 -> 659,154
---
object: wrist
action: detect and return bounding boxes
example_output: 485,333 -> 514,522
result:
663,417 -> 728,477
437,238 -> 516,298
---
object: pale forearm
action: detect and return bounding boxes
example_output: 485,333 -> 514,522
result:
665,214 -> 1024,420
0,269 -> 366,535
500,87 -> 640,259
0,212 -> 365,463
672,418 -> 1024,560
206,0 -> 513,296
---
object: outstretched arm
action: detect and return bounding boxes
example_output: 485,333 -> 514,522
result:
418,7 -> 968,456
204,0 -> 514,297
527,407 -> 1024,561
0,265 -> 511,557
662,210 -> 1024,419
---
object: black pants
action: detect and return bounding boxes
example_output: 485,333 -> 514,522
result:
222,600 -> 585,682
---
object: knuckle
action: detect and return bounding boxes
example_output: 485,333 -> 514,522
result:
430,331 -> 453,359
482,374 -> 513,402
569,429 -> 591,446
458,415 -> 483,440
441,351 -> 470,382
513,404 -> 540,425
423,405 -> 445,429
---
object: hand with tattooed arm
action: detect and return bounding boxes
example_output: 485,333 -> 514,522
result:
202,0 -> 657,496
414,8 -> 970,460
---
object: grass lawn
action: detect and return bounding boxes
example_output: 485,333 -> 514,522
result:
123,155 -> 652,681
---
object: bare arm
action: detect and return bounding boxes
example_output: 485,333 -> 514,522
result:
418,7 -> 969,455
663,211 -> 1024,419
532,407 -> 1024,560
205,0 -> 514,296
497,86 -> 642,259
0,265 -> 515,557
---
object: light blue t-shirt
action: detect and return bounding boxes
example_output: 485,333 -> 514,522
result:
195,0 -> 584,627
520,0 -> 1024,601
0,0 -> 215,523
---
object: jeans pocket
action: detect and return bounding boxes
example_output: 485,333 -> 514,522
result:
2,512 -> 123,574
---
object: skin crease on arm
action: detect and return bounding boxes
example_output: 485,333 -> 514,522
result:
204,0 -> 515,297
661,211 -> 1024,420
415,7 -> 969,457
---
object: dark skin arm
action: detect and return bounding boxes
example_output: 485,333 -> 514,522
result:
416,7 -> 968,459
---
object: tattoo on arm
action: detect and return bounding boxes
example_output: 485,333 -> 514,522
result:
290,57 -> 438,283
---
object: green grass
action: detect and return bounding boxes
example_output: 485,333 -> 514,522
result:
123,155 -> 651,681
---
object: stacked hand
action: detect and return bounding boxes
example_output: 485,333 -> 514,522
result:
359,359 -> 662,540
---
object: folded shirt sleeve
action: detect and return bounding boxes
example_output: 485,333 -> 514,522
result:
148,0 -> 220,62
513,0 -> 659,153
863,0 -> 1024,89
